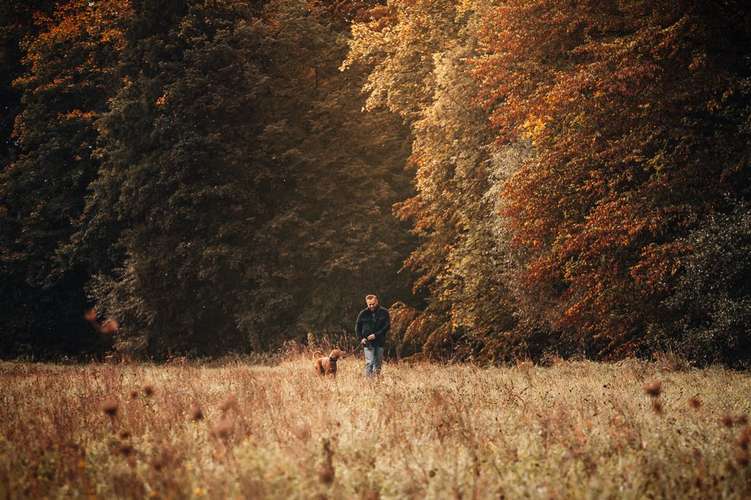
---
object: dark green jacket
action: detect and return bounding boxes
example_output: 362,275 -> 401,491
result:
356,306 -> 390,348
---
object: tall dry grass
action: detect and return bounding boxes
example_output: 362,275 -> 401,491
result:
1,355 -> 750,499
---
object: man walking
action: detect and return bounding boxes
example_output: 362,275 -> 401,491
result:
356,294 -> 390,377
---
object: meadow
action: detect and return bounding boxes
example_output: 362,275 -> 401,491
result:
1,355 -> 750,499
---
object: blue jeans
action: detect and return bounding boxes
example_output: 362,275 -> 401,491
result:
364,346 -> 384,377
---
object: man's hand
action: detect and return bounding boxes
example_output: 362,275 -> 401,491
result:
361,338 -> 367,346
367,334 -> 375,341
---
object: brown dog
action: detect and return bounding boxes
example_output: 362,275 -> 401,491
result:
315,349 -> 346,376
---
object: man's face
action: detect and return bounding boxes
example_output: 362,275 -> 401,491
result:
367,298 -> 378,311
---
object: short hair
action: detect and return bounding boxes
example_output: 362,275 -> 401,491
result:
365,294 -> 378,301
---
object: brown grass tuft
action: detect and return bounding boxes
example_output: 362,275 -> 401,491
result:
292,422 -> 311,441
651,400 -> 663,416
688,396 -> 702,410
722,415 -> 735,428
142,384 -> 155,397
190,404 -> 204,422
211,417 -> 234,440
219,394 -> 238,413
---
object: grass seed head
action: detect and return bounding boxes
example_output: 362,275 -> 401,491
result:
318,463 -> 335,485
688,397 -> 702,409
722,415 -> 735,428
735,448 -> 749,467
102,398 -> 119,417
644,381 -> 661,398
190,404 -> 204,421
738,426 -> 751,450
118,444 -> 134,457
143,384 -> 155,397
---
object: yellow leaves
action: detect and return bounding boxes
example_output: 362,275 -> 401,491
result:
100,28 -> 126,49
521,114 -> 547,143
38,76 -> 74,93
59,109 -> 96,122
688,52 -> 706,72
155,94 -> 168,108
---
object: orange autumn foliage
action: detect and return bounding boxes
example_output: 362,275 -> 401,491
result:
473,0 -> 751,357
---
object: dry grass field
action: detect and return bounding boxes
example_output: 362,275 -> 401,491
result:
1,355 -> 750,499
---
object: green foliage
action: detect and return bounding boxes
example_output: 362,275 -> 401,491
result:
78,0 -> 415,358
649,205 -> 751,367
0,0 -> 129,358
1,0 -> 414,360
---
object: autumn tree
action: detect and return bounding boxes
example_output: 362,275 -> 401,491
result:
344,1 -> 531,361
475,0 -> 751,360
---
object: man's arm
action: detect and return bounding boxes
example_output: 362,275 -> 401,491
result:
355,311 -> 365,339
372,309 -> 390,343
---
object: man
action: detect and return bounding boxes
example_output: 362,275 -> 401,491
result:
356,294 -> 390,377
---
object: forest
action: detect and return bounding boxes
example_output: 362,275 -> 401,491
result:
2,0 -> 750,366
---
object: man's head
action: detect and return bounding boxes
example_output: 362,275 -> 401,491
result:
365,294 -> 379,311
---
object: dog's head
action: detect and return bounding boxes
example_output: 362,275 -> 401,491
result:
328,349 -> 346,360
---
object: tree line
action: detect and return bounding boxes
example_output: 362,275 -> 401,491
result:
2,0 -> 750,365
350,0 -> 751,366
1,0 -> 416,359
